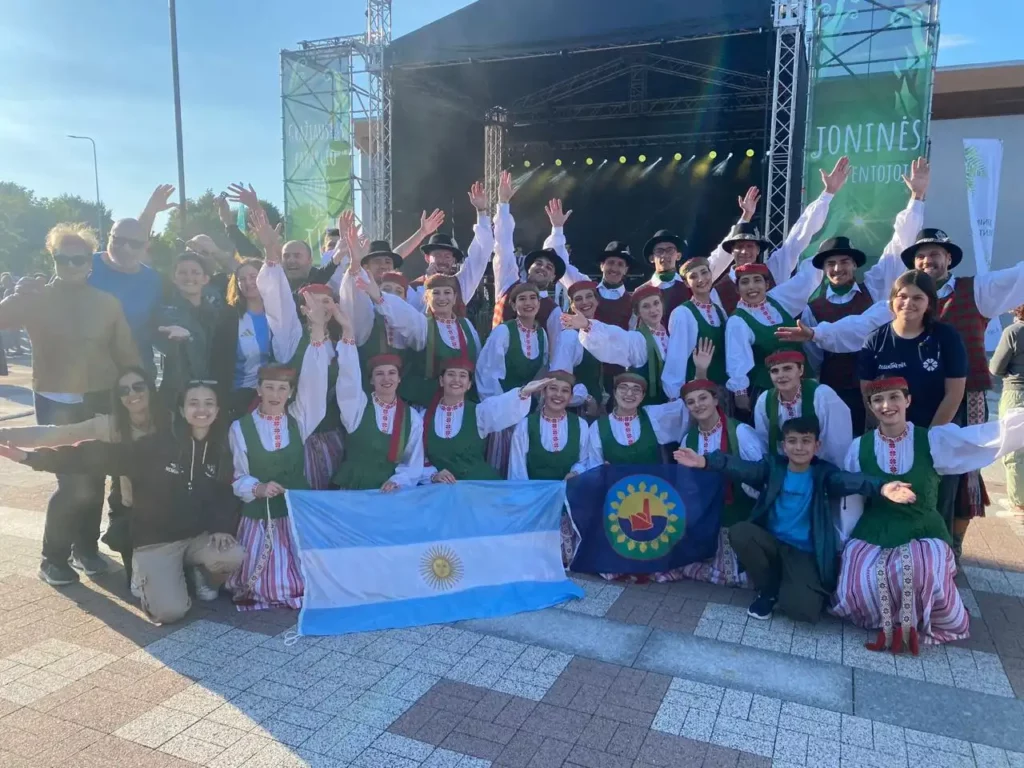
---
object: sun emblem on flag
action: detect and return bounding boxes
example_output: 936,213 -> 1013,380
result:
420,546 -> 463,590
604,475 -> 685,560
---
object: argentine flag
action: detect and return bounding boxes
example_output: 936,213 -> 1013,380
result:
286,481 -> 583,635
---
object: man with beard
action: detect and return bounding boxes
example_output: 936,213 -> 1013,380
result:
711,158 -> 851,314
550,281 -> 604,415
508,371 -> 590,481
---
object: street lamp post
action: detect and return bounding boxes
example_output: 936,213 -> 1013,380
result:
67,135 -> 102,241
169,0 -> 187,228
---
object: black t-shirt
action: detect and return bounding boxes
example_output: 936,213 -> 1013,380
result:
858,320 -> 968,426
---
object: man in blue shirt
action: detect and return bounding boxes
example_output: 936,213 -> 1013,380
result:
676,416 -> 915,622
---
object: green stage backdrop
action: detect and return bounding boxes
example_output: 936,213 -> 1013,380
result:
802,0 -> 939,266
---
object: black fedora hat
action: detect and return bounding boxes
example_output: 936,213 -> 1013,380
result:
600,240 -> 634,266
524,248 -> 566,282
420,232 -> 465,262
361,240 -> 403,269
643,230 -> 687,261
721,221 -> 771,254
900,228 -> 963,270
811,236 -> 867,270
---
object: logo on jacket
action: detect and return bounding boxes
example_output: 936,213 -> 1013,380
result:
604,476 -> 684,560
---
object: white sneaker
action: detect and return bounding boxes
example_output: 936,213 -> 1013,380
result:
192,568 -> 219,601
130,571 -> 143,599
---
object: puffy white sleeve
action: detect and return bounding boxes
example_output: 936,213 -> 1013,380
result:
229,420 -> 259,502
753,392 -> 771,453
799,304 -> 824,374
809,300 -> 893,354
507,418 -> 531,481
289,338 -> 332,441
708,234 -> 735,282
389,408 -> 424,489
725,315 -> 756,393
406,286 -> 425,314
766,192 -> 833,285
736,423 -> 765,462
974,262 -> 1024,318
257,261 -> 303,365
544,226 -> 586,291
929,409 -> 1024,475
334,340 -> 367,433
862,198 -> 925,303
585,420 -> 604,469
545,308 -> 563,365
475,387 -> 533,436
766,259 -> 824,318
376,293 -> 428,350
643,399 -> 690,445
338,269 -> 376,348
579,320 -> 647,368
457,212 -> 495,302
662,307 -> 698,401
475,323 -> 511,399
815,384 -> 853,467
493,203 -> 519,300
551,328 -> 582,373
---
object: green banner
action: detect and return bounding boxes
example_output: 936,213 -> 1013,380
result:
802,1 -> 938,266
282,51 -> 354,252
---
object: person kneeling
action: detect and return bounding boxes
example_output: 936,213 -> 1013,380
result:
674,416 -> 915,623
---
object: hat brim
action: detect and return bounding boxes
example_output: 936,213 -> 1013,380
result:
721,236 -> 771,255
524,253 -> 567,282
900,240 -> 963,270
643,235 -> 685,261
811,247 -> 867,270
421,244 -> 465,262
599,250 -> 634,267
361,251 -> 404,269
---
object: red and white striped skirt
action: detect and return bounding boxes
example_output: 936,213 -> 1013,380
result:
225,516 -> 304,612
676,529 -> 749,587
831,537 -> 969,645
304,429 -> 345,490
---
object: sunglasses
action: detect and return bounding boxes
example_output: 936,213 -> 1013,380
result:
111,235 -> 146,249
53,254 -> 90,267
117,381 -> 148,397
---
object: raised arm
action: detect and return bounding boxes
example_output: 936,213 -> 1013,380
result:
766,259 -> 824,318
475,323 -> 511,399
394,208 -> 446,262
708,187 -> 760,280
824,466 -> 886,498
475,379 -> 551,436
542,198 -> 583,291
700,451 -> 770,488
493,171 -> 520,301
863,160 -> 929,302
456,184 -> 495,300
288,296 -> 332,441
975,262 -> 1024,318
339,269 -> 377,348
334,334 -> 368,434
256,261 -> 304,365
780,300 -> 894,354
18,440 -> 133,478
138,184 -> 177,238
0,415 -> 112,449
929,408 -> 1024,475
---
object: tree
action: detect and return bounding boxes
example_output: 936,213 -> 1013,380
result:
44,195 -> 113,242
0,183 -> 52,275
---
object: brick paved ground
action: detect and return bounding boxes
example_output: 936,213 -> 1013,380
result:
2,361 -> 1024,767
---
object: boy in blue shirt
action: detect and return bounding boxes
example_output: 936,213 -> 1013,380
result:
675,416 -> 915,622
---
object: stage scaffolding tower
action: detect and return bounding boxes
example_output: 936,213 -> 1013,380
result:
484,108 -> 509,210
765,0 -> 806,249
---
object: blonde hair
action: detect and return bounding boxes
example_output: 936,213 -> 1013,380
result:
45,223 -> 99,255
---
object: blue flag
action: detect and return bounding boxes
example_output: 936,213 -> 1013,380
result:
286,481 -> 583,636
566,465 -> 723,575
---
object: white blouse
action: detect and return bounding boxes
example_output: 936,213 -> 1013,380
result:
663,300 -> 726,400
375,292 -> 482,354
507,412 -> 590,480
334,340 -> 424,488
256,261 -> 303,366
579,318 -> 668,369
753,383 -> 852,467
229,338 -> 333,501
584,400 -> 689,469
550,328 -> 594,407
475,320 -> 549,399
405,212 -> 495,313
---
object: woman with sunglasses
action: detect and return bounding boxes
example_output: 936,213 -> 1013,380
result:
0,380 -> 242,625
0,223 -> 141,586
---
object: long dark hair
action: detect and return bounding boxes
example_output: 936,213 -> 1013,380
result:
175,380 -> 228,444
889,270 -> 938,326
110,367 -> 169,444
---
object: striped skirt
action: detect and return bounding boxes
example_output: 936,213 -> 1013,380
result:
304,429 -> 345,490
676,529 -> 748,587
225,516 -> 304,612
831,538 -> 969,645
486,426 -> 515,478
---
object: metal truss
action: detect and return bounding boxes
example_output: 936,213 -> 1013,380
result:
511,91 -> 766,125
765,0 -> 805,250
365,0 -> 393,242
509,127 -> 764,153
484,108 -> 509,210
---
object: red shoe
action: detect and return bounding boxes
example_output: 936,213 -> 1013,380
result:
908,627 -> 920,656
865,629 -> 888,652
890,626 -> 904,654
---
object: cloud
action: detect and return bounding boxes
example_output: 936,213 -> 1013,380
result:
939,33 -> 975,50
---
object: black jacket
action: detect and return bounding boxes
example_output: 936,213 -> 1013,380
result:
25,432 -> 239,548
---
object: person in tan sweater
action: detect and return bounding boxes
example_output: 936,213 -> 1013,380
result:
0,223 -> 140,586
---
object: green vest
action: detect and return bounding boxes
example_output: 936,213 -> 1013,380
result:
425,401 -> 500,480
765,379 -> 819,457
239,413 -> 310,520
525,412 -> 582,480
682,301 -> 727,384
684,417 -> 755,527
635,325 -> 667,406
357,316 -> 408,394
852,426 -> 951,548
400,317 -> 479,408
734,296 -> 803,391
575,346 -> 605,403
499,321 -> 546,392
287,333 -> 340,434
597,409 -> 662,465
331,397 -> 411,490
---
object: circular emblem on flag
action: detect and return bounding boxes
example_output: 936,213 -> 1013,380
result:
604,475 -> 684,560
420,546 -> 463,590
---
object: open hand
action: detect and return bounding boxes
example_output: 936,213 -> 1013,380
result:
420,208 -> 445,236
0,443 -> 28,463
881,481 -> 917,505
432,469 -> 457,485
254,481 -> 286,498
821,156 -> 851,194
545,198 -> 572,228
468,181 -> 488,211
354,273 -> 382,303
225,183 -> 260,209
520,378 -> 556,398
145,184 -> 177,214
498,170 -> 516,204
673,447 -> 706,469
691,338 -> 715,378
560,313 -> 589,331
902,157 -> 930,200
157,325 -> 191,342
300,292 -> 334,329
738,187 -> 760,222
774,321 -> 815,344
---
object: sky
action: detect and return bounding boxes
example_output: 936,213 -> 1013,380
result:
0,0 -> 1018,229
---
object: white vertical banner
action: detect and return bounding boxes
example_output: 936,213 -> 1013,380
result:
963,138 -> 1005,350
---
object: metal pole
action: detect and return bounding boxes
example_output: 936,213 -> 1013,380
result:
66,134 -> 100,239
169,0 -> 187,229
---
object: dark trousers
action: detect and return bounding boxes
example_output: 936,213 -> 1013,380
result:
729,521 -> 825,623
35,392 -> 108,564
836,387 -> 867,436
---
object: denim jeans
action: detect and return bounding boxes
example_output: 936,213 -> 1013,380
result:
34,392 -> 109,564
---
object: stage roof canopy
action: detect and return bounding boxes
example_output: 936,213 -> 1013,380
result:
389,0 -> 772,68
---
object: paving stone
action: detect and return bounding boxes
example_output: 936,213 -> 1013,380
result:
773,728 -> 808,764
114,705 -> 200,748
158,732 -> 226,763
527,736 -> 574,768
441,730 -> 505,760
495,730 -> 546,768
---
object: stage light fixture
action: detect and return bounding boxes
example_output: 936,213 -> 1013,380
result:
638,154 -> 647,163
746,149 -> 755,158
523,160 -> 531,168
586,157 -> 594,165
619,156 -> 627,164
555,159 -> 562,167
709,151 -> 718,159
674,153 -> 682,161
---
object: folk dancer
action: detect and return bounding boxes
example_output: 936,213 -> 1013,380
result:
225,293 -> 332,611
753,350 -> 852,467
636,229 -> 691,318
423,358 -> 551,483
675,415 -> 916,623
549,281 -> 605,417
833,377 -> 1024,651
508,371 -> 589,482
477,282 -> 550,474
663,257 -> 730,401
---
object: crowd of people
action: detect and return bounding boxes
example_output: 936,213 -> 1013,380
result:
0,158 -> 1023,656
